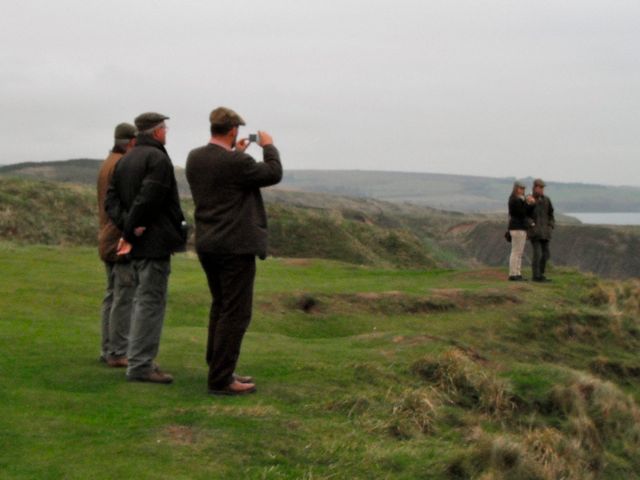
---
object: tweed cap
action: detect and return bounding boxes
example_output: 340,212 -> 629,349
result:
513,180 -> 526,189
114,122 -> 137,140
209,107 -> 245,127
134,112 -> 169,132
533,178 -> 546,188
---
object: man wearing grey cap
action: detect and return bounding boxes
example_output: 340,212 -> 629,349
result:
186,107 -> 282,396
105,112 -> 187,384
528,178 -> 555,282
97,123 -> 137,366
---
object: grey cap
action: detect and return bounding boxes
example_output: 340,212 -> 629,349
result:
209,107 -> 245,127
533,178 -> 546,188
114,122 -> 137,141
134,112 -> 169,132
513,180 -> 526,189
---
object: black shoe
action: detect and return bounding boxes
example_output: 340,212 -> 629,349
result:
533,276 -> 551,283
508,276 -> 520,281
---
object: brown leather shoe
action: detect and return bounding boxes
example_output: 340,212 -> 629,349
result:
127,369 -> 174,384
209,380 -> 256,396
233,374 -> 254,384
106,356 -> 128,368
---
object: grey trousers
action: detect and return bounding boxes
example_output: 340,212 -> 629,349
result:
100,262 -> 135,359
126,258 -> 171,378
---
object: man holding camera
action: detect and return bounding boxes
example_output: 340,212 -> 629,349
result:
105,112 -> 187,384
186,107 -> 282,396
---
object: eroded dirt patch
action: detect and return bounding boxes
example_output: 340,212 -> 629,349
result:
161,425 -> 196,446
279,288 -> 520,316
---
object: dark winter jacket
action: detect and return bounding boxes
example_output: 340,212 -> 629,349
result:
104,135 -> 186,259
529,194 -> 555,240
185,143 -> 282,259
508,194 -> 533,230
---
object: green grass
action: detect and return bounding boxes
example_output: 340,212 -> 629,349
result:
1,245 -> 639,479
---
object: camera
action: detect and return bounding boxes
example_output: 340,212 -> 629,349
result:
248,133 -> 260,144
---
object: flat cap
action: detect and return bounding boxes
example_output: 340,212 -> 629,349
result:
135,112 -> 169,132
513,180 -> 526,189
209,107 -> 245,127
114,122 -> 137,141
533,178 -> 546,187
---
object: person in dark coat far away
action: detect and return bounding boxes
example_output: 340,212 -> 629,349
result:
507,180 -> 534,281
528,178 -> 555,282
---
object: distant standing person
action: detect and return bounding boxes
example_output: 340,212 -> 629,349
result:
507,181 -> 533,281
105,112 -> 187,384
528,178 -> 555,282
186,107 -> 282,396
97,123 -> 137,366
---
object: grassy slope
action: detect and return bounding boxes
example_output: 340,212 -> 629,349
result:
1,245 -> 639,479
0,176 -> 463,269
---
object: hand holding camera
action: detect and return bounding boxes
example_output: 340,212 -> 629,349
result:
249,131 -> 273,147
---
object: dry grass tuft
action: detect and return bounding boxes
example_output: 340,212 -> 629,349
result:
411,349 -> 515,415
551,372 -> 640,439
386,388 -> 441,439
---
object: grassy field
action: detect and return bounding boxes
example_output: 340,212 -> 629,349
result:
1,245 -> 639,479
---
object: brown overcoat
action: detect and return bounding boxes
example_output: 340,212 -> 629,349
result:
97,151 -> 124,262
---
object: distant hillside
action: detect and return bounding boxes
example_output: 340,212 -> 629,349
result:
3,160 -> 640,213
0,159 -> 192,197
282,170 -> 640,213
2,176 -> 639,278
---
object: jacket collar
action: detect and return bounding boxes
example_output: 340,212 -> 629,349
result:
135,134 -> 168,154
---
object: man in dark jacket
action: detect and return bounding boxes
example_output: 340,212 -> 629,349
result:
186,107 -> 282,396
105,112 -> 186,384
528,178 -> 555,282
97,122 -> 136,367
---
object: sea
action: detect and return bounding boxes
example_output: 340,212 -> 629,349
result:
566,213 -> 640,226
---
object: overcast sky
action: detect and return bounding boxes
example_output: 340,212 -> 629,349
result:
1,0 -> 639,186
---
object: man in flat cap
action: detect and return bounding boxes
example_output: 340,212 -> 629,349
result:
105,112 -> 186,384
528,178 -> 555,282
97,123 -> 137,367
186,107 -> 282,396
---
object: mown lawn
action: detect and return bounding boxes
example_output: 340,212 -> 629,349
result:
1,245 -> 639,479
